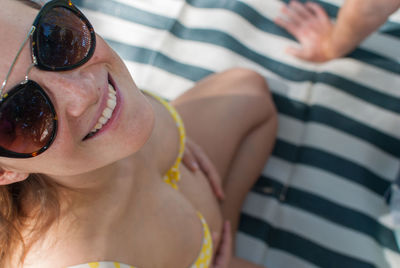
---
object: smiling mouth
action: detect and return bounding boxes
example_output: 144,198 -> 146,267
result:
83,80 -> 117,140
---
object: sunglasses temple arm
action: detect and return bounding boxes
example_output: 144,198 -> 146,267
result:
0,26 -> 36,97
25,64 -> 36,84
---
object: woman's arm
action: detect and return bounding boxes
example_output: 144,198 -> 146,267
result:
275,0 -> 400,62
329,0 -> 400,59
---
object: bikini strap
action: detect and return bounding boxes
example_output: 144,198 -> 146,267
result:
142,90 -> 186,190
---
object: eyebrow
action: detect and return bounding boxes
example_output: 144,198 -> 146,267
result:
16,0 -> 41,10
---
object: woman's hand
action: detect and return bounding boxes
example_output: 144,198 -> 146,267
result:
212,221 -> 232,268
182,137 -> 225,200
275,0 -> 336,62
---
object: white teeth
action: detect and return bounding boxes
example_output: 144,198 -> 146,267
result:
102,107 -> 113,118
107,99 -> 117,109
107,99 -> 116,110
99,116 -> 108,125
89,83 -> 117,134
109,92 -> 116,100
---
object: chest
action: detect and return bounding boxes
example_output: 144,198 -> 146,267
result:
102,165 -> 221,268
124,181 -> 207,268
25,167 -> 220,268
97,179 -> 210,268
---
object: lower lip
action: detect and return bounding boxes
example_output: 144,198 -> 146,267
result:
86,77 -> 122,140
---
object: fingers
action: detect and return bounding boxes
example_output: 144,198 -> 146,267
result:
285,46 -> 308,60
187,140 -> 225,200
275,0 -> 328,33
182,143 -> 199,172
281,0 -> 313,25
275,0 -> 334,62
274,16 -> 298,37
213,221 -> 232,268
198,156 -> 225,200
289,0 -> 314,20
306,2 -> 331,24
275,1 -> 311,37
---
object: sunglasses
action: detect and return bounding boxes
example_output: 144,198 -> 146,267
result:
0,0 -> 96,158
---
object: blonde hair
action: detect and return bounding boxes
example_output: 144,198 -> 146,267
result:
0,175 -> 61,267
1,1 -> 54,266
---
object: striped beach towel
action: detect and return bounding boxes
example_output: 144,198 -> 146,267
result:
74,0 -> 400,267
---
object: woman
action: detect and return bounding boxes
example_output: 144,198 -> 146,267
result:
0,0 -> 277,267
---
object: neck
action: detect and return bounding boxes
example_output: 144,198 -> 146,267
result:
52,152 -> 150,217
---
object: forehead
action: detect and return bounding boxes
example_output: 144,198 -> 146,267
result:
0,0 -> 38,41
0,0 -> 38,81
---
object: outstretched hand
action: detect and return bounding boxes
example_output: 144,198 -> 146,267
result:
275,0 -> 335,62
182,137 -> 225,200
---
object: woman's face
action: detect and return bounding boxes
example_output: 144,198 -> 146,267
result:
0,0 -> 155,178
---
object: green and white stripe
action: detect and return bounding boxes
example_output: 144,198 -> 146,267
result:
74,0 -> 400,267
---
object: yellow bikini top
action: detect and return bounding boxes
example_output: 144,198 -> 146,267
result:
143,90 -> 185,190
66,91 -> 213,268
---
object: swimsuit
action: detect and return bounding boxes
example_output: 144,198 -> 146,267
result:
67,91 -> 213,268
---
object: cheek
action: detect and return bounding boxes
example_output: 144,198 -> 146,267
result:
85,35 -> 113,70
92,35 -> 118,63
119,94 -> 155,152
96,36 -> 135,82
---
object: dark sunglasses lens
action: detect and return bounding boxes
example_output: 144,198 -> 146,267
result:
37,7 -> 93,68
0,82 -> 56,155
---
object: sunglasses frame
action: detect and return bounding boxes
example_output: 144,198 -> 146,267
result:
31,0 -> 96,71
0,80 -> 58,158
0,0 -> 96,158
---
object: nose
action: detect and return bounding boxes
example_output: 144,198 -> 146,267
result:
39,70 -> 101,117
